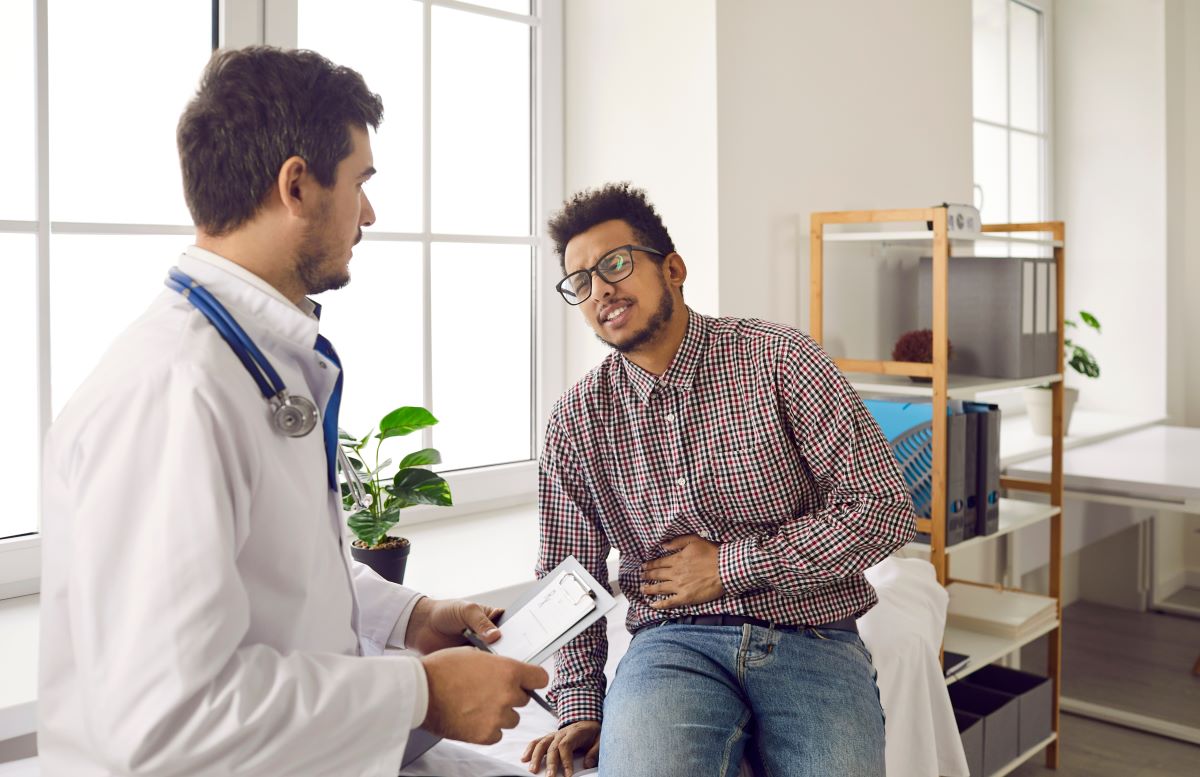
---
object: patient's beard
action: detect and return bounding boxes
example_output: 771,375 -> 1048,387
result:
595,277 -> 674,354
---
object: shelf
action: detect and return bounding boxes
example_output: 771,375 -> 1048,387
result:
943,617 -> 1060,686
849,372 -> 1063,399
989,733 -> 1057,777
901,499 -> 1060,558
821,230 -> 1063,248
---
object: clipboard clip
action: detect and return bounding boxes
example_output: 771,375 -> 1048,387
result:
557,571 -> 597,606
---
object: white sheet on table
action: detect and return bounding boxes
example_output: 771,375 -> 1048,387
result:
409,555 -> 966,777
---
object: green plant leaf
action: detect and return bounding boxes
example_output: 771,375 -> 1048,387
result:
377,407 -> 439,440
1068,344 -> 1100,379
338,428 -> 357,441
1078,310 -> 1101,332
399,448 -> 442,468
390,468 -> 453,507
348,508 -> 402,548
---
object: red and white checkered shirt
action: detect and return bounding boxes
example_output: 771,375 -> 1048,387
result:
537,310 -> 917,725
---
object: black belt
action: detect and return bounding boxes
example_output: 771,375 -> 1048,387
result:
635,613 -> 857,636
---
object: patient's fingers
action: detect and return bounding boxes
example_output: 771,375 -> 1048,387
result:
639,580 -> 673,596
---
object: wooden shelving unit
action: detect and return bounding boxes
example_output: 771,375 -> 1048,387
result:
811,207 -> 1066,773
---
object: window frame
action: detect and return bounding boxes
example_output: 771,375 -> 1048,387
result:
972,0 -> 1054,228
970,0 -> 1055,421
0,0 -> 565,598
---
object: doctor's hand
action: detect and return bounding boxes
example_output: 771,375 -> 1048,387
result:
521,720 -> 601,777
420,647 -> 549,745
406,597 -> 504,654
640,534 -> 726,608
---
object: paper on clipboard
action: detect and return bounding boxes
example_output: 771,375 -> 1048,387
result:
493,556 -> 616,667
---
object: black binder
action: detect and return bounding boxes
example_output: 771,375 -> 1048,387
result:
964,402 -> 1001,536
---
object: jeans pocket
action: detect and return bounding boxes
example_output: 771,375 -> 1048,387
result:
809,627 -> 874,665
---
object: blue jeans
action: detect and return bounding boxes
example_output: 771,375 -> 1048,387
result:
598,623 -> 885,777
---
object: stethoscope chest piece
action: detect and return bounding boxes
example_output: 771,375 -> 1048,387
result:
271,391 -> 320,437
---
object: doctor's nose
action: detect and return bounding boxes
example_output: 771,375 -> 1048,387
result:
360,192 -> 376,228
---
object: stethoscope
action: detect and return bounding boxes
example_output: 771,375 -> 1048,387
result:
165,268 -> 373,509
166,267 -> 321,437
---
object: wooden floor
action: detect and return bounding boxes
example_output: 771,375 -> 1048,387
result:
1009,714 -> 1200,776
1021,599 -> 1200,728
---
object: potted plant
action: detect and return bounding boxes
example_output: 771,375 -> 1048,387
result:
338,406 -> 453,584
1023,310 -> 1101,436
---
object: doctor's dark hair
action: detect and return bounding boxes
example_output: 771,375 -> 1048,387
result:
547,182 -> 676,273
177,46 -> 384,236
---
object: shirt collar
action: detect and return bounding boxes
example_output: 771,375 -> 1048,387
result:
619,308 -> 709,402
177,245 -> 321,349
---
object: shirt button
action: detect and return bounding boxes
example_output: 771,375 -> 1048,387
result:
318,361 -> 327,369
676,477 -> 687,488
665,413 -> 675,422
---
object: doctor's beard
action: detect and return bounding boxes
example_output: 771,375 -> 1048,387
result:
296,203 -> 359,296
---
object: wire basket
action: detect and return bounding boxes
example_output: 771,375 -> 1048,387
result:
888,420 -> 935,518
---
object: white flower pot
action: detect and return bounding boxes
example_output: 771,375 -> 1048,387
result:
1023,386 -> 1079,436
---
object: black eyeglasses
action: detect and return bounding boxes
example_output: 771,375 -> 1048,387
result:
555,244 -> 665,305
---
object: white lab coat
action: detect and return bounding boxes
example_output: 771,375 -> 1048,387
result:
39,247 -> 428,776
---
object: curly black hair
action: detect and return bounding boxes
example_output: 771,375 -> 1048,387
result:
547,182 -> 676,272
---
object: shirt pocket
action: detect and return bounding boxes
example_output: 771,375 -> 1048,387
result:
695,443 -> 800,527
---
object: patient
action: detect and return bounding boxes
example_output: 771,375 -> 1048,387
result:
521,183 -> 917,777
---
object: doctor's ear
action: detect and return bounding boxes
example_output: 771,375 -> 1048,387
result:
276,155 -> 311,217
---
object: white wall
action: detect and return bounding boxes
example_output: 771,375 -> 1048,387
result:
714,0 -> 974,358
561,0 -> 718,384
1054,0 -> 1167,417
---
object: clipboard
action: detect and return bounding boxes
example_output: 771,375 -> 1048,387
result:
494,555 -> 617,667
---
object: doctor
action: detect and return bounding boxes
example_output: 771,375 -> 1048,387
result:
38,46 -> 547,776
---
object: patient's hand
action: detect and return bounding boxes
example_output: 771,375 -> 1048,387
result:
640,534 -> 725,608
521,720 -> 601,777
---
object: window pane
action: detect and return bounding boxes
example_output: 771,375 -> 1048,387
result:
0,0 -> 35,220
1010,132 -> 1042,223
431,8 -> 531,236
0,235 -> 38,538
311,241 -> 424,441
50,1 -> 211,224
463,0 -> 530,14
974,122 -> 1009,226
298,0 -> 423,233
431,243 -> 531,470
1009,2 -> 1041,133
972,0 -> 1007,124
50,235 -> 184,417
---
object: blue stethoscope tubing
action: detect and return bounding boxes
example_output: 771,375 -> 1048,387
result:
165,267 -> 319,438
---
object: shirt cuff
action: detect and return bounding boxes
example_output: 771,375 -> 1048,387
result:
387,594 -> 425,650
718,537 -> 767,596
397,655 -> 430,729
551,686 -> 604,727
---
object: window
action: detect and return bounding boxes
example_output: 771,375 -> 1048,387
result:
1,1 -> 212,550
291,0 -> 542,475
3,0 -> 561,594
972,0 -> 1050,232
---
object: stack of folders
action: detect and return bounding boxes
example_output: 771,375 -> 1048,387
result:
947,583 -> 1058,640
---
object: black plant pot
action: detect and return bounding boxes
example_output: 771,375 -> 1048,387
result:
351,539 -> 411,584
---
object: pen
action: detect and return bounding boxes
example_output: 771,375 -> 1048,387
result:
461,628 -> 557,716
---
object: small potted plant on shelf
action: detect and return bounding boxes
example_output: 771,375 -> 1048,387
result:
892,329 -> 953,383
1023,310 -> 1101,436
338,406 -> 452,584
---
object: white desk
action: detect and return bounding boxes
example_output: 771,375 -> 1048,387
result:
1006,424 -> 1200,745
1008,424 -> 1200,613
1008,425 -> 1200,512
